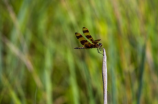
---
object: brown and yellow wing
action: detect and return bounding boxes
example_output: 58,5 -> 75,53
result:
83,27 -> 101,44
83,27 -> 94,42
75,32 -> 92,47
93,39 -> 101,44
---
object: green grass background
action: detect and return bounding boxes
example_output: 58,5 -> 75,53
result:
0,0 -> 158,104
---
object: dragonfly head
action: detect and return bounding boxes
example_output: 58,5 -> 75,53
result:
98,43 -> 102,48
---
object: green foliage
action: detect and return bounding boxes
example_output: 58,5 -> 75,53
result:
0,0 -> 158,104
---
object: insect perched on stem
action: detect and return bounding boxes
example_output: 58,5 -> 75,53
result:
74,27 -> 102,54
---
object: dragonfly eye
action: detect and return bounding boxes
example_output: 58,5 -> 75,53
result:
98,43 -> 102,47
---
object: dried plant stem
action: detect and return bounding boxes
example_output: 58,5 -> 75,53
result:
102,48 -> 107,104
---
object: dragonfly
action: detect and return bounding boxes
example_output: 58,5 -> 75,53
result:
74,27 -> 102,54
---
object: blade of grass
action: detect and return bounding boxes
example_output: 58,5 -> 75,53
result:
137,43 -> 146,104
67,50 -> 79,104
1,75 -> 21,104
44,41 -> 53,104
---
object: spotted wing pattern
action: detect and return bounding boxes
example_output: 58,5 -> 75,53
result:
83,27 -> 101,44
74,32 -> 92,49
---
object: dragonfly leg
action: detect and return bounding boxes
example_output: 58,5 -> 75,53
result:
97,48 -> 103,55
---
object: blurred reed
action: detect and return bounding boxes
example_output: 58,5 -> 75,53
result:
0,0 -> 158,104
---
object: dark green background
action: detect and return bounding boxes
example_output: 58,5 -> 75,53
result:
0,0 -> 158,104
